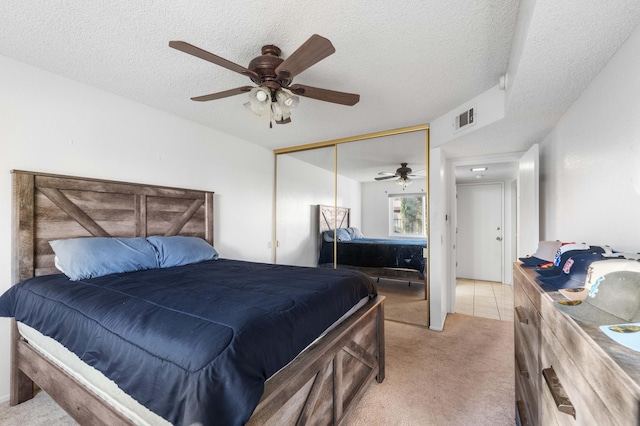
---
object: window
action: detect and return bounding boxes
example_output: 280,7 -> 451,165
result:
389,194 -> 426,237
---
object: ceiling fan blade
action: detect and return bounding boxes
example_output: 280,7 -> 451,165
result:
275,34 -> 335,80
289,84 -> 360,106
169,41 -> 259,81
191,86 -> 253,102
375,175 -> 398,181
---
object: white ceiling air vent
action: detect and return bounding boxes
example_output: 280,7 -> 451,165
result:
453,107 -> 475,133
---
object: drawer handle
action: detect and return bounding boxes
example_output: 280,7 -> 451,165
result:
542,367 -> 576,419
515,351 -> 529,378
515,306 -> 529,324
516,400 -> 530,426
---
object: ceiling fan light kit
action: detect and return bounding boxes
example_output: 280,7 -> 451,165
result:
397,177 -> 412,187
243,87 -> 298,124
169,34 -> 360,127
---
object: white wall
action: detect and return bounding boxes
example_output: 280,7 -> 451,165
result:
517,144 -> 540,257
0,55 -> 275,402
428,147 -> 448,330
506,178 -> 517,284
539,24 -> 640,251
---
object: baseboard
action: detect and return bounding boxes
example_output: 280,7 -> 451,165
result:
429,311 -> 447,331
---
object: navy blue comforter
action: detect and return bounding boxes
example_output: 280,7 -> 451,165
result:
319,238 -> 427,277
0,259 -> 376,425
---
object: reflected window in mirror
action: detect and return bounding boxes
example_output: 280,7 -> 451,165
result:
389,194 -> 426,237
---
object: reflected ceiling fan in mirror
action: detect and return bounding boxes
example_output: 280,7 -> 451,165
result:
375,163 -> 424,190
169,34 -> 360,127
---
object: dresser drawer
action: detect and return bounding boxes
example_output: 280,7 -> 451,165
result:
541,297 -> 640,425
540,322 -> 616,425
515,347 -> 537,426
516,383 -> 534,425
514,280 -> 540,373
513,262 -> 640,426
539,375 -> 562,426
514,263 -> 541,313
514,269 -> 541,425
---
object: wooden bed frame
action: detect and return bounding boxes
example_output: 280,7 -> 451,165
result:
10,170 -> 385,425
318,204 -> 425,283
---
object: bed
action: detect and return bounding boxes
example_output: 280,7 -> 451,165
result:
4,170 -> 385,425
317,205 -> 426,282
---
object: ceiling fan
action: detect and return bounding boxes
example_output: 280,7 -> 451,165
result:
169,34 -> 360,126
375,163 -> 423,188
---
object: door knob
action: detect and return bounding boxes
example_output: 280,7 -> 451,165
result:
496,237 -> 503,241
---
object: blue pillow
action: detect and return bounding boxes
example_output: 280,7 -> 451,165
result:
323,229 -> 353,242
348,227 -> 365,239
50,237 -> 159,281
147,236 -> 219,268
335,228 -> 352,242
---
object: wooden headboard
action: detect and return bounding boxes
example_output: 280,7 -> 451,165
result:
11,170 -> 214,283
318,204 -> 350,234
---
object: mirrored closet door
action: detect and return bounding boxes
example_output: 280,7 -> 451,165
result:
274,126 -> 430,327
337,133 -> 428,326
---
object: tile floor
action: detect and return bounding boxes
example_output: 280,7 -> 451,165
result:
455,278 -> 514,321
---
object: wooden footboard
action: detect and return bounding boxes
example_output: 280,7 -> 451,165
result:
247,295 -> 385,426
12,319 -> 134,425
11,296 -> 384,425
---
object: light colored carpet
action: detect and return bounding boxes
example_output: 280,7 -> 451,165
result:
376,278 -> 428,326
0,390 -> 78,426
0,314 -> 514,425
348,313 -> 514,425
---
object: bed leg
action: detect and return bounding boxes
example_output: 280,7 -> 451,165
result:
10,321 -> 34,405
11,369 -> 34,405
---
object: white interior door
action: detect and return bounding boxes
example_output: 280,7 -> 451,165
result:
456,183 -> 503,282
517,144 -> 540,257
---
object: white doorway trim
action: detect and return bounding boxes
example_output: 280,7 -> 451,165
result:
447,152 -> 523,314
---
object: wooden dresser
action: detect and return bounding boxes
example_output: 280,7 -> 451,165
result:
514,262 -> 640,425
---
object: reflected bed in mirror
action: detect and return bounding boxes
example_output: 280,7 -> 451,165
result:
274,125 -> 430,327
317,205 -> 427,283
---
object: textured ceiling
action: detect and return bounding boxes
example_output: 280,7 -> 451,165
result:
442,0 -> 640,160
1,0 -> 639,179
0,0 -> 518,151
